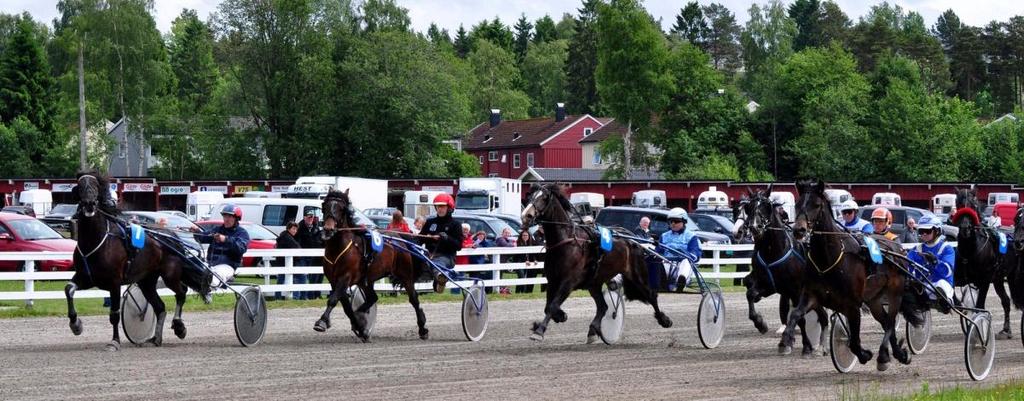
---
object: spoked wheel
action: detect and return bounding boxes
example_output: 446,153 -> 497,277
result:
349,286 -> 377,337
599,283 -> 626,345
697,290 -> 725,349
233,286 -> 267,347
461,282 -> 488,342
965,313 -> 996,381
906,309 -> 932,355
829,313 -> 857,373
804,309 -> 823,350
959,285 -> 979,335
120,284 -> 156,345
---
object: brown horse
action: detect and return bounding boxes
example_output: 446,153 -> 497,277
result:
521,183 -> 672,342
64,173 -> 209,350
789,179 -> 920,371
314,189 -> 427,342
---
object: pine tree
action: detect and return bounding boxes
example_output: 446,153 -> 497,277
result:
670,2 -> 707,46
513,15 -> 532,62
565,0 -> 601,115
454,24 -> 471,58
0,16 -> 56,134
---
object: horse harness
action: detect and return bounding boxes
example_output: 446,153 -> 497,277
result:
75,213 -> 141,285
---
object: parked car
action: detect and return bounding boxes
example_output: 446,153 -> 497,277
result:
451,211 -> 516,242
121,211 -> 203,248
160,210 -> 190,220
363,207 -> 399,218
195,220 -> 278,266
0,212 -> 76,271
1,205 -> 36,217
689,213 -> 736,236
45,204 -> 77,219
594,207 -> 732,246
692,207 -> 735,221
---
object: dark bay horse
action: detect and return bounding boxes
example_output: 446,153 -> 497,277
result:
65,173 -> 210,350
1008,208 -> 1024,345
521,183 -> 672,342
954,188 -> 1015,339
737,187 -> 828,356
314,189 -> 427,342
789,179 -> 920,371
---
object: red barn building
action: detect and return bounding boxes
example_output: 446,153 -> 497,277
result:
462,104 -> 606,178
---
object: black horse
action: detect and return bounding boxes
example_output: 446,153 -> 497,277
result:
1008,208 -> 1024,347
789,179 -> 920,371
64,173 -> 210,350
954,188 -> 1015,339
737,187 -> 829,356
521,183 -> 672,342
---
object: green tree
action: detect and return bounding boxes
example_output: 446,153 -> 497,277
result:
818,1 -> 850,46
702,3 -> 742,75
933,10 -> 985,100
470,18 -> 514,53
453,25 -> 471,58
847,3 -> 950,93
168,9 -> 217,113
554,13 -> 577,40
564,0 -> 600,115
534,15 -> 557,44
0,16 -> 57,134
359,0 -> 410,33
521,40 -> 568,117
426,23 -> 452,49
670,2 -> 707,46
513,15 -> 532,62
788,0 -> 821,51
596,0 -> 674,178
468,39 -> 530,120
740,0 -> 797,78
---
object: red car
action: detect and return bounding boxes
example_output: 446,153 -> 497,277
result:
195,220 -> 278,267
0,212 -> 76,271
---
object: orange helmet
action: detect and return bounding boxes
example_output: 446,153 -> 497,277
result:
870,207 -> 892,225
433,193 -> 455,209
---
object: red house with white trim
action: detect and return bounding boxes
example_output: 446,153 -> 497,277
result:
462,104 -> 606,178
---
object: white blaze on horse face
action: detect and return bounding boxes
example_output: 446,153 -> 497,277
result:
521,203 -> 535,221
732,218 -> 745,236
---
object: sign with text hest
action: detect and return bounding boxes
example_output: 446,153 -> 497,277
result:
123,183 -> 155,192
159,186 -> 190,195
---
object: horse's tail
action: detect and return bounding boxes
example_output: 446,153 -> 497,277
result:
1007,261 -> 1024,310
621,242 -> 654,304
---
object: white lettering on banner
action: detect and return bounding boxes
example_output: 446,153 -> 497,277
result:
197,185 -> 228,194
159,186 -> 190,195
23,182 -> 39,190
52,183 -> 75,192
422,186 -> 454,194
123,183 -> 155,192
271,185 -> 290,193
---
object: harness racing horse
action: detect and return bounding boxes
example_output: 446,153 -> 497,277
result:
521,183 -> 672,342
736,187 -> 829,356
1008,208 -> 1024,346
64,173 -> 210,350
314,189 -> 428,342
954,188 -> 1015,339
789,179 -> 920,371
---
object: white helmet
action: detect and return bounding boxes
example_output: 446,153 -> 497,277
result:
667,207 -> 688,221
839,200 -> 859,212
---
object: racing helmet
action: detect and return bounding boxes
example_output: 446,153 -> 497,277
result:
432,193 -> 455,209
667,207 -> 688,222
870,207 -> 893,225
220,204 -> 242,219
839,200 -> 859,212
917,215 -> 943,231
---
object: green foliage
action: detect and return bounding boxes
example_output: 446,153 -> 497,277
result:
564,0 -> 601,115
468,39 -> 530,120
470,18 -> 514,54
702,3 -> 743,75
670,2 -> 707,45
520,40 -> 568,117
168,9 -> 217,113
533,15 -> 557,44
0,16 -> 56,133
512,15 -> 532,62
741,0 -> 797,77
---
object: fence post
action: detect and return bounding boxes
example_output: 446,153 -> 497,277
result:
24,260 -> 34,308
713,248 -> 721,285
285,255 -> 294,300
263,257 -> 271,287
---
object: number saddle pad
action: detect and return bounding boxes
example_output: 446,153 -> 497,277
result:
129,224 -> 146,249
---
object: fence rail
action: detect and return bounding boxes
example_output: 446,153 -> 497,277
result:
0,241 -> 947,304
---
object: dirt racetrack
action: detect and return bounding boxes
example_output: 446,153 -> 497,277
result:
2,290 -> 1023,400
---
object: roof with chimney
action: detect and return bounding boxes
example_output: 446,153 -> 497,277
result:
463,107 -> 598,150
519,167 -> 664,181
579,119 -> 627,144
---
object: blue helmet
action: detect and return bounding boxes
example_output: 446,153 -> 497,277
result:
220,204 -> 242,219
917,215 -> 943,230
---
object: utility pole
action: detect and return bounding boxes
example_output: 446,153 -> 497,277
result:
78,40 -> 87,171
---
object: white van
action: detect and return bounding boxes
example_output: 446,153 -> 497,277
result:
697,186 -> 729,209
871,192 -> 902,206
632,190 -> 667,208
18,189 -> 53,216
404,190 -> 445,220
932,194 -> 955,214
213,197 -> 375,234
769,191 -> 796,221
242,191 -> 282,199
987,192 -> 1019,206
186,191 -> 225,221
570,192 -> 605,209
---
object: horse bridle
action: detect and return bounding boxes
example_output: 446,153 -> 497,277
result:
523,186 -> 588,250
795,188 -> 848,274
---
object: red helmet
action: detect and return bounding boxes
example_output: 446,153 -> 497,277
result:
433,193 -> 455,209
220,204 -> 243,219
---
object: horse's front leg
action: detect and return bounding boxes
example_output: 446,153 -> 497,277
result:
106,288 -> 122,351
993,277 -> 1013,339
65,276 -> 85,336
780,293 -> 815,355
587,285 -> 606,344
745,283 -> 768,334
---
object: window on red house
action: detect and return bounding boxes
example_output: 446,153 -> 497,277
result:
513,154 -> 520,168
527,152 -> 534,167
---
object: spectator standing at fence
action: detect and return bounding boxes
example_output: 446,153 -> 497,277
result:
508,230 -> 537,294
470,230 -> 492,264
296,210 -> 322,300
455,223 -> 473,266
413,216 -> 426,234
273,222 -> 302,300
387,211 -> 411,233
901,218 -> 920,244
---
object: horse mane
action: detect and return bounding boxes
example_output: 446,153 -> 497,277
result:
545,183 -> 575,214
953,207 -> 981,226
324,189 -> 356,226
75,171 -> 119,215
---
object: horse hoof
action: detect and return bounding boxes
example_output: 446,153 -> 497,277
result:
105,341 -> 120,352
753,319 -> 768,334
801,347 -> 815,358
877,361 -> 889,372
997,330 -> 1012,340
529,332 -> 545,342
587,334 -> 599,344
656,313 -> 673,328
419,329 -> 429,341
70,318 -> 83,336
148,335 -> 163,347
858,350 -> 874,364
314,319 -> 329,332
172,320 -> 187,339
778,344 -> 792,355
552,310 -> 567,323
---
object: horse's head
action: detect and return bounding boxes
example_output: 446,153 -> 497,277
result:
321,189 -> 354,240
952,207 -> 980,242
793,178 -> 829,240
522,183 -> 571,228
955,187 -> 979,213
73,173 -> 110,218
1015,208 -> 1024,251
741,189 -> 777,241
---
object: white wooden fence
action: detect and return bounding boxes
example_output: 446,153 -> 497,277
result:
0,241 -> 942,305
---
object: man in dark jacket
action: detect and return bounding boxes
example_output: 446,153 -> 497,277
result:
274,222 -> 302,300
296,209 -> 323,299
195,204 -> 250,302
420,193 -> 463,293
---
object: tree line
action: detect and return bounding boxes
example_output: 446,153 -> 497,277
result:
0,0 -> 1022,182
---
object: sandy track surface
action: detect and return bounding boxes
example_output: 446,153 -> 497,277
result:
1,290 -> 1023,400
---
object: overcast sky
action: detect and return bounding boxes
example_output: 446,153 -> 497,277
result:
3,0 -> 1021,35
